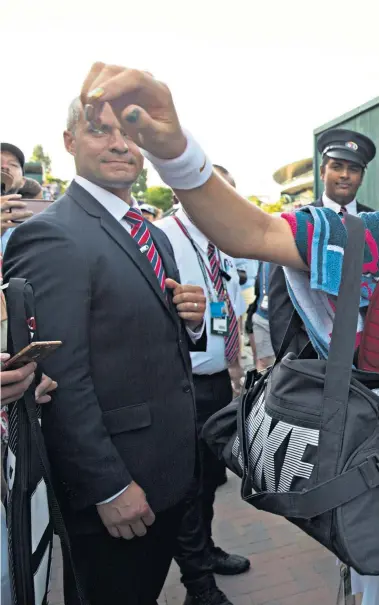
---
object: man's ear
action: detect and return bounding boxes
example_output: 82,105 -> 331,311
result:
320,164 -> 325,183
63,130 -> 76,157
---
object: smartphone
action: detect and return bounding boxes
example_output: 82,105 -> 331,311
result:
2,341 -> 63,370
10,199 -> 53,223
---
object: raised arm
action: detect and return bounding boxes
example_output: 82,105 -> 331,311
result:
174,173 -> 304,268
80,63 -> 305,270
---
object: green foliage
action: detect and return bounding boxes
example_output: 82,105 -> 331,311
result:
45,173 -> 69,195
131,168 -> 148,200
260,200 -> 284,214
247,195 -> 263,206
144,186 -> 173,212
30,144 -> 52,173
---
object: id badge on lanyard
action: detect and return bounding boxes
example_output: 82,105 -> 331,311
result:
210,301 -> 229,336
260,295 -> 269,311
173,216 -> 230,336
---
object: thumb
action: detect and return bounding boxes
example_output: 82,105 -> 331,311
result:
165,278 -> 180,290
120,105 -> 159,149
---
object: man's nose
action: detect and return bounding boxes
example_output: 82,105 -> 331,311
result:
340,167 -> 349,179
109,130 -> 129,153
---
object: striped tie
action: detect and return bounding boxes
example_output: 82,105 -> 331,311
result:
125,208 -> 166,291
207,242 -> 239,363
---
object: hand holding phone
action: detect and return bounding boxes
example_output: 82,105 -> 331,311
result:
9,198 -> 53,224
1,356 -> 36,406
2,341 -> 63,371
1,194 -> 33,233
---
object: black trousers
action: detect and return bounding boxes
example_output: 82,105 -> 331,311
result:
175,370 -> 233,592
63,499 -> 185,605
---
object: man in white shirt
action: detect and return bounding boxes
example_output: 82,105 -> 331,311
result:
157,208 -> 249,605
269,127 -> 375,357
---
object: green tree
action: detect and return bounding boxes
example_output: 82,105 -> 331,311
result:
131,168 -> 148,200
30,144 -> 52,173
145,186 -> 173,212
45,174 -> 69,196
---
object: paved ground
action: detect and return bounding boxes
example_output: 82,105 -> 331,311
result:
158,472 -> 339,605
48,347 -> 340,604
49,470 -> 340,605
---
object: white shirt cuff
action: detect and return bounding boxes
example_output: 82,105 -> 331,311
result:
97,485 -> 129,505
186,318 -> 205,343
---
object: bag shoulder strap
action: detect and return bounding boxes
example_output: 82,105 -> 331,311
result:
6,278 -> 88,605
323,214 -> 365,405
317,215 -> 365,482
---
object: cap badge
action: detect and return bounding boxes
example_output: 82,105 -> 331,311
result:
346,141 -> 358,151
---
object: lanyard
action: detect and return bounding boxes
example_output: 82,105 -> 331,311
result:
261,263 -> 268,296
174,217 -> 227,303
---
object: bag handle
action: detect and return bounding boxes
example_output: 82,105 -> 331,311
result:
318,215 -> 365,482
6,278 -> 88,605
241,453 -> 379,518
273,311 -> 303,365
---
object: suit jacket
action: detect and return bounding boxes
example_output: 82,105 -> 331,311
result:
268,198 -> 374,357
3,181 -> 206,534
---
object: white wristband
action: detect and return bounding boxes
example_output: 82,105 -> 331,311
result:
143,130 -> 213,190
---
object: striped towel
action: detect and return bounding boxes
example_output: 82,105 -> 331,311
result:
281,206 -> 379,358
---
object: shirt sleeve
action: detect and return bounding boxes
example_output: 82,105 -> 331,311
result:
186,319 -> 206,342
227,257 -> 246,317
97,485 -> 129,505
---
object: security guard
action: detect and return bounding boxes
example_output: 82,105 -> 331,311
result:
157,204 -> 249,605
269,128 -> 376,357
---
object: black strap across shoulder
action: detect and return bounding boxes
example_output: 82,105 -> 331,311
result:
6,278 -> 88,605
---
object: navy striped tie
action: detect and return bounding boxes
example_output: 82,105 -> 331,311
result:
207,242 -> 239,363
125,208 -> 166,291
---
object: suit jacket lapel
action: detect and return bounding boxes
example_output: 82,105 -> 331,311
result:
150,228 -> 180,282
150,225 -> 183,323
67,182 -> 174,321
100,217 -> 173,314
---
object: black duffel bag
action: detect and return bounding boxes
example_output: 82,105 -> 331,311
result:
203,214 -> 379,575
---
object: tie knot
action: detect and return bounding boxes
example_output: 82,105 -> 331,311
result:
125,207 -> 143,225
207,241 -> 216,255
339,206 -> 347,214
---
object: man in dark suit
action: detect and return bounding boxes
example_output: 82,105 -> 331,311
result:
3,98 -> 207,605
269,128 -> 376,356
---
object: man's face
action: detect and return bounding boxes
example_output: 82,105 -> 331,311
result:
64,103 -> 144,194
1,150 -> 24,192
321,158 -> 364,205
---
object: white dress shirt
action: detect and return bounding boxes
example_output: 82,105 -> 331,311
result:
75,177 -> 202,503
156,208 -> 246,375
75,176 -> 138,229
322,192 -> 357,216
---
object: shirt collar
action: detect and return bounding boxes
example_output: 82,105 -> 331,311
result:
75,176 -> 138,222
322,192 -> 357,215
176,207 -> 209,252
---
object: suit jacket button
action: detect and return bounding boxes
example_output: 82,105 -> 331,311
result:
182,384 -> 191,393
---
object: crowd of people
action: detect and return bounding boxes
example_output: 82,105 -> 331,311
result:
1,61 -> 378,605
